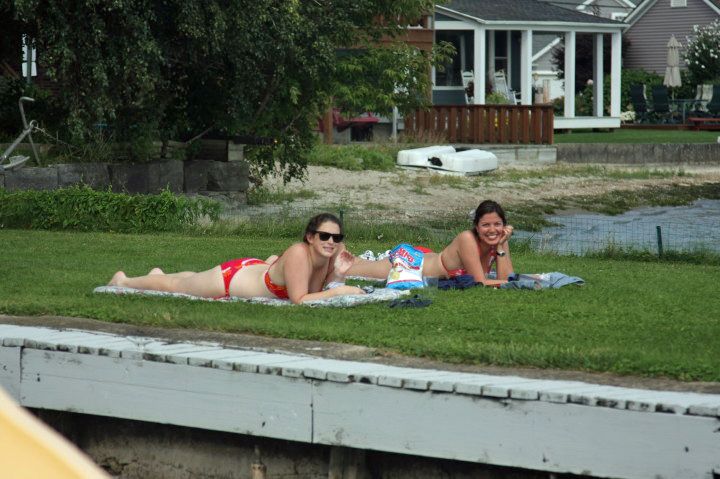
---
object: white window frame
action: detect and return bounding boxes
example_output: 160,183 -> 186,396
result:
22,35 -> 37,78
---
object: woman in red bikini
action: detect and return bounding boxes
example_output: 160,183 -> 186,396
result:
108,213 -> 366,304
347,200 -> 515,286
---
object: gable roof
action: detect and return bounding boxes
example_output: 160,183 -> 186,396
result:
625,0 -> 720,24
437,0 -> 625,25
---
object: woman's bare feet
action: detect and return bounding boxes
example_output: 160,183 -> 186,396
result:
108,271 -> 127,286
149,268 -> 165,275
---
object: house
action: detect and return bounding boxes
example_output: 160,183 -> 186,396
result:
623,0 -> 720,74
433,0 -> 628,129
532,0 -> 639,100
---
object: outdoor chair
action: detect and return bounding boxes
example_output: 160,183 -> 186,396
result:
692,84 -> 714,113
705,85 -> 720,117
650,85 -> 672,123
629,84 -> 649,122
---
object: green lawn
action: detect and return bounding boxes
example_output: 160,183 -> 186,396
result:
554,128 -> 720,143
1,229 -> 718,382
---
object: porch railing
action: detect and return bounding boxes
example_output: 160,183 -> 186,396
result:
404,105 -> 554,145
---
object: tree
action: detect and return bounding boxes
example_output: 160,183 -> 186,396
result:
683,19 -> 720,85
7,0 -> 448,180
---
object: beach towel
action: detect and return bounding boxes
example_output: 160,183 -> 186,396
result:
93,285 -> 408,307
438,272 -> 585,291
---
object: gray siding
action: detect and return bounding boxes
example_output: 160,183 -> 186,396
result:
624,0 -> 720,73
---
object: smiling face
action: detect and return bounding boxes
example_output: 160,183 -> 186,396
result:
307,220 -> 343,257
474,212 -> 505,246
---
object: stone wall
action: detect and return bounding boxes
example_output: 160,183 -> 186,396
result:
0,159 -> 251,209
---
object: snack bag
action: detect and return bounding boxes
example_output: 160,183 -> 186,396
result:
385,244 -> 424,290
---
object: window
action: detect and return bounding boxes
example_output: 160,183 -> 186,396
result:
22,35 -> 36,79
670,0 -> 687,7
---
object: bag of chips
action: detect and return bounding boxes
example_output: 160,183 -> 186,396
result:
385,243 -> 424,290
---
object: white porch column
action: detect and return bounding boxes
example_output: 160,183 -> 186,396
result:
474,27 -> 486,104
564,31 -> 576,118
520,30 -> 533,105
593,34 -> 604,117
610,31 -> 622,117
488,31 -> 496,78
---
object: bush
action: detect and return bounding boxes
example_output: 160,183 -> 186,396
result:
684,19 -> 720,85
0,185 -> 221,233
485,92 -> 510,104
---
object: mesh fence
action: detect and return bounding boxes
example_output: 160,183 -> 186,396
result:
223,202 -> 720,257
514,217 -> 720,256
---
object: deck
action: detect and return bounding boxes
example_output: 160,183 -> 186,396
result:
1,323 -> 718,479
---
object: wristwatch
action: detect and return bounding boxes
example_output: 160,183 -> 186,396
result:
497,250 -> 506,257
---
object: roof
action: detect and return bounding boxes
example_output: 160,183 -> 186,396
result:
626,0 -> 720,24
437,0 -> 625,24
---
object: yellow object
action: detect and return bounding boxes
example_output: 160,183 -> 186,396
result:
0,387 -> 110,479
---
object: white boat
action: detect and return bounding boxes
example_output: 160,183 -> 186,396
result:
396,146 -> 498,176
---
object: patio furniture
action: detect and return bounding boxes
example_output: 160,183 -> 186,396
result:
705,85 -> 720,117
629,84 -> 649,122
650,85 -> 672,122
693,84 -> 714,113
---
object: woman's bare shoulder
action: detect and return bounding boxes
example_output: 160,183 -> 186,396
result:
281,242 -> 309,258
454,230 -> 476,244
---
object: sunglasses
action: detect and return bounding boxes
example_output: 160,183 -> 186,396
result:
313,230 -> 345,243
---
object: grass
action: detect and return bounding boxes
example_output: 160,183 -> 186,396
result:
1,228 -> 719,382
554,128 -> 720,143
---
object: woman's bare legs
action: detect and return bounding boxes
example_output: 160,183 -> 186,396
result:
108,266 -> 225,298
346,257 -> 392,279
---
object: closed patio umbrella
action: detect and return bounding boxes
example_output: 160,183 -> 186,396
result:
663,35 -> 682,89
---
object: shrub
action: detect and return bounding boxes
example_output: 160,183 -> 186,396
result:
485,92 -> 510,104
0,185 -> 221,233
307,144 -> 397,171
684,19 -> 720,85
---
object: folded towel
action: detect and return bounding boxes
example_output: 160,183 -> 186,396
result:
438,272 -> 585,291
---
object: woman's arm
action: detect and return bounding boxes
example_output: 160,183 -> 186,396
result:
325,249 -> 354,285
455,231 -> 489,284
494,225 -> 515,281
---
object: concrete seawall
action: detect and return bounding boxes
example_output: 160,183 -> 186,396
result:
556,143 -> 720,164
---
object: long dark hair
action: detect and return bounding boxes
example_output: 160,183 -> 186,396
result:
472,200 -> 507,230
303,213 -> 344,243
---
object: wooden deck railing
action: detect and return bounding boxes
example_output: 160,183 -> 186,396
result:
404,105 -> 554,144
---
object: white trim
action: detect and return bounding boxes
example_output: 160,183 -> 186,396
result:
626,0 -> 720,25
610,31 -> 622,118
434,6 -> 627,31
474,26 -> 486,104
532,37 -> 562,63
593,34 -> 604,117
624,0 -> 658,25
521,30 -> 533,105
564,31 -> 576,119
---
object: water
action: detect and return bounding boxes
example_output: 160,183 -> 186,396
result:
516,199 -> 720,255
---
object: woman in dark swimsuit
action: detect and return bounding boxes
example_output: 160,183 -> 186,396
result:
108,213 -> 366,304
347,200 -> 515,286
